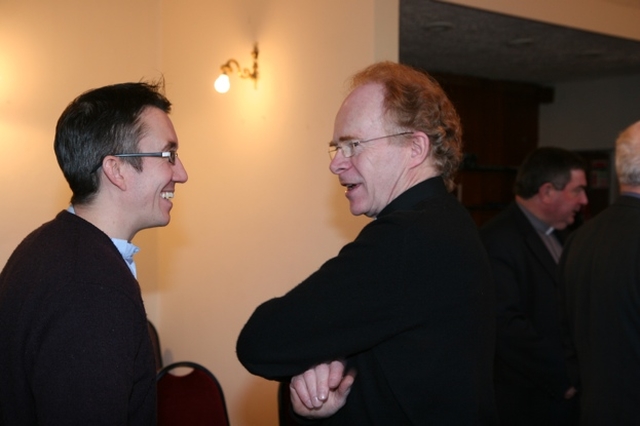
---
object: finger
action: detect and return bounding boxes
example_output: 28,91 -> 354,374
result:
313,363 -> 331,403
289,382 -> 315,416
337,368 -> 356,395
291,374 -> 314,409
327,360 -> 346,389
302,367 -> 324,408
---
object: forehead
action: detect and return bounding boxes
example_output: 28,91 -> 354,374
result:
567,169 -> 587,186
333,83 -> 389,139
137,107 -> 178,151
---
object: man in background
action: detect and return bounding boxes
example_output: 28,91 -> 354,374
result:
480,147 -> 587,425
559,120 -> 640,425
237,61 -> 497,424
0,82 -> 188,424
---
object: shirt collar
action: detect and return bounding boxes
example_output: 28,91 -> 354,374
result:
110,238 -> 140,277
516,201 -> 555,235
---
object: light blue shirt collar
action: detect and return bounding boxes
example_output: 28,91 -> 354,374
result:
110,238 -> 140,278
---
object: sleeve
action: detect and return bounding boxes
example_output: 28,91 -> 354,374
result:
27,282 -> 150,425
484,231 -> 571,399
557,234 -> 581,388
236,216 -> 426,380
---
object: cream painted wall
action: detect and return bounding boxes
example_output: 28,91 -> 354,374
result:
0,0 -> 165,311
0,0 -> 159,247
158,1 -> 397,424
1,0 -> 396,425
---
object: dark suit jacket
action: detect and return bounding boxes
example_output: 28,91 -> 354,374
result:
481,203 -> 573,399
238,177 -> 497,425
559,195 -> 640,425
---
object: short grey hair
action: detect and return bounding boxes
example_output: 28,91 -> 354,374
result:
615,121 -> 640,187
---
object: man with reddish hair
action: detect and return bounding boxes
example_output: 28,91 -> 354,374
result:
237,62 -> 497,424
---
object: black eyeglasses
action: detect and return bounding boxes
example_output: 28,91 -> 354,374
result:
113,151 -> 178,164
92,151 -> 178,173
328,132 -> 413,160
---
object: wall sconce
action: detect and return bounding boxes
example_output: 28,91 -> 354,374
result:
214,43 -> 259,93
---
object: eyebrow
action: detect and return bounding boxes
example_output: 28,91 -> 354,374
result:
163,141 -> 178,151
329,135 -> 360,146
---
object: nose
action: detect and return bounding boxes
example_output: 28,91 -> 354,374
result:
580,190 -> 588,206
329,150 -> 351,175
173,157 -> 189,183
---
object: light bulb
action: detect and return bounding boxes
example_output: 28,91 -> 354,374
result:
214,74 -> 230,93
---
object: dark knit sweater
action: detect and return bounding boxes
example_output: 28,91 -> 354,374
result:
0,211 -> 156,425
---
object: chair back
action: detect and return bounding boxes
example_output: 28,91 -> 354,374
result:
157,361 -> 230,426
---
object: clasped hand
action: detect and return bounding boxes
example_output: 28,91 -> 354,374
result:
289,360 -> 356,419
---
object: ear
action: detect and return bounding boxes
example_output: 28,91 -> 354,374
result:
101,156 -> 128,191
537,182 -> 556,203
408,131 -> 430,168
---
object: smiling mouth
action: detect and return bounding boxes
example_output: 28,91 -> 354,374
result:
161,192 -> 174,199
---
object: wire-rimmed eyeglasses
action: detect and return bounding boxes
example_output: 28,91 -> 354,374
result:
328,131 -> 413,160
91,151 -> 178,173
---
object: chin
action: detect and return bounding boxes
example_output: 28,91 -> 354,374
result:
151,215 -> 171,228
349,205 -> 366,217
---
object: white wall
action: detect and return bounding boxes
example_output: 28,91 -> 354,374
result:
539,73 -> 640,151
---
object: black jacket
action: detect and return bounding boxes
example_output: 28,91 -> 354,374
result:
481,203 -> 574,399
238,177 -> 497,425
559,195 -> 640,425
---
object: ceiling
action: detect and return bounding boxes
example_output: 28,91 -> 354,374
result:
399,0 -> 640,85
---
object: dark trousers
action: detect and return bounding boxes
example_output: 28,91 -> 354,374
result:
495,382 -> 579,426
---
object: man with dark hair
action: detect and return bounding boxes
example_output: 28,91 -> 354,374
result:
480,147 -> 587,425
0,81 -> 188,424
237,61 -> 497,424
559,121 -> 640,425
